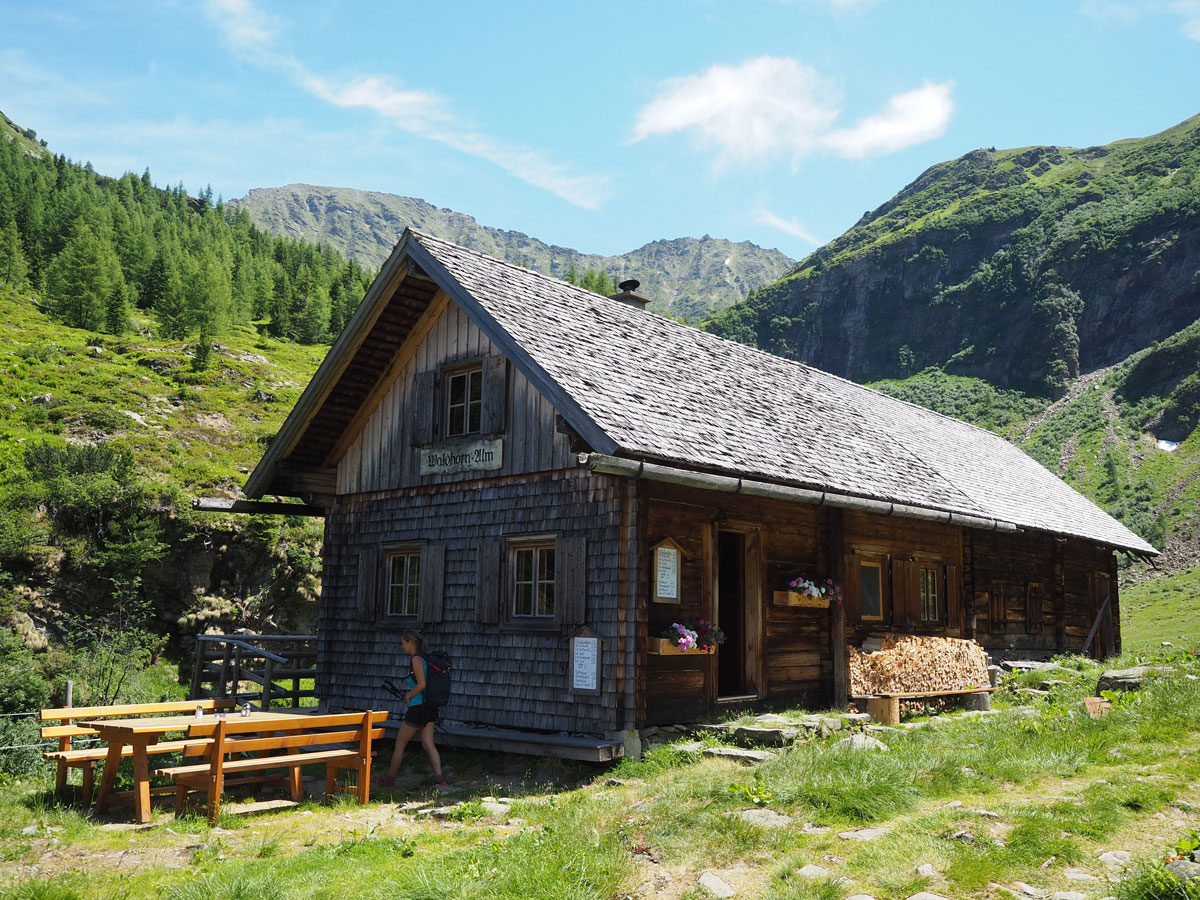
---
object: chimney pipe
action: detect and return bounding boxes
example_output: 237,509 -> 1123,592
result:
609,279 -> 651,310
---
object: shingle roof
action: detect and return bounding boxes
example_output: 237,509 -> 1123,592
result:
409,230 -> 1156,555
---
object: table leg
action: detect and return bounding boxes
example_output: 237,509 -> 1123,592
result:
93,737 -> 124,814
132,739 -> 153,824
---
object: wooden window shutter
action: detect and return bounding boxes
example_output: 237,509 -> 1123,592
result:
555,536 -> 587,627
1026,582 -> 1044,634
411,370 -> 438,446
481,354 -> 507,435
842,554 -> 861,624
989,580 -> 1007,631
476,541 -> 502,624
356,547 -> 379,622
946,564 -> 962,631
418,544 -> 446,625
892,559 -> 919,628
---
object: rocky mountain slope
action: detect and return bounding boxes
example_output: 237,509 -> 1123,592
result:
230,185 -> 794,320
710,114 -> 1200,398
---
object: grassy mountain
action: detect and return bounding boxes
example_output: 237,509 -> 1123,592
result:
710,114 -> 1200,397
231,184 -> 795,321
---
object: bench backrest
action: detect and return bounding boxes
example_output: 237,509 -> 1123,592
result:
188,710 -> 387,759
41,699 -> 237,741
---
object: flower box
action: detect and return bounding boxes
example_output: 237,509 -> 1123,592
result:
648,638 -> 717,655
773,590 -> 830,608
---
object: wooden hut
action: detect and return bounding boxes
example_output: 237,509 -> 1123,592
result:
242,229 -> 1156,756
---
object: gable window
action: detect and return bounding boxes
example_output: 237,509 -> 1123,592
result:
512,542 -> 555,618
920,566 -> 940,622
859,560 -> 884,621
386,549 -> 421,617
447,366 -> 482,437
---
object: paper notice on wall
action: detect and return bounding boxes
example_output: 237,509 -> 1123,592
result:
572,635 -> 599,692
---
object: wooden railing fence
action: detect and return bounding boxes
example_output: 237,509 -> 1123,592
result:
189,635 -> 317,710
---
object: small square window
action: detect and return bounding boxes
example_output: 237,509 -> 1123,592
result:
920,567 -> 940,622
512,543 -> 555,618
386,550 -> 421,617
447,367 -> 482,437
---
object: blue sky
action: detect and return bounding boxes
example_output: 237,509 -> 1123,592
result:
2,1 -> 1198,260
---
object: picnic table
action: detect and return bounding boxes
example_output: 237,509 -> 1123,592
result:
81,710 -> 297,823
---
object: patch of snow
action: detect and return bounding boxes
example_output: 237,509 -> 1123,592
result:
1157,439 -> 1180,452
724,257 -> 732,267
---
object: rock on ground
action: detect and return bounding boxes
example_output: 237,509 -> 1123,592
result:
1095,666 -> 1173,693
796,864 -> 831,878
838,827 -> 890,841
699,871 -> 737,897
737,808 -> 791,827
836,734 -> 890,752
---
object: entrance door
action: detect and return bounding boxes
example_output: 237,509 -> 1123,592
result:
717,530 -> 760,699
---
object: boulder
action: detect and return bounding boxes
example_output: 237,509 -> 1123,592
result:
698,872 -> 736,897
1096,666 -> 1173,693
1166,859 -> 1200,884
836,734 -> 890,752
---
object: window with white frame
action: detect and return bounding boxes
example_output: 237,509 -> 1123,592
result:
511,541 -> 555,618
386,549 -> 421,617
446,366 -> 483,437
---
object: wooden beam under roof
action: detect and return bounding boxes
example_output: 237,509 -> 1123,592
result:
193,498 -> 326,517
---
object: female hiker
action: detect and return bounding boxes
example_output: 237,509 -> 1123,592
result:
380,629 -> 446,787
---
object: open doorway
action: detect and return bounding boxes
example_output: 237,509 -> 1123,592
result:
717,530 -> 749,698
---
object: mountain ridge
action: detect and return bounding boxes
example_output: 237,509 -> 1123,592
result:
710,113 -> 1200,397
230,184 -> 795,321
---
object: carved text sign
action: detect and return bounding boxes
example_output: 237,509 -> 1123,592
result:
419,438 -> 504,476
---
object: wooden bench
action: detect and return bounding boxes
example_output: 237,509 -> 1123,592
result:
856,687 -> 995,726
41,699 -> 237,802
155,710 -> 387,823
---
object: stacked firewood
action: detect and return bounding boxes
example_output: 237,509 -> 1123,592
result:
848,634 -> 990,695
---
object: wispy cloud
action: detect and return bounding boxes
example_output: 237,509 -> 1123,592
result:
755,209 -> 821,245
822,82 -> 953,159
201,0 -> 608,209
1079,0 -> 1200,41
632,56 -> 952,168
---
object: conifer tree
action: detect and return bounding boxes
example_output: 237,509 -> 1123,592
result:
0,219 -> 28,286
47,220 -> 126,331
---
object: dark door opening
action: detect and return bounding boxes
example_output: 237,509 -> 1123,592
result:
717,530 -> 747,697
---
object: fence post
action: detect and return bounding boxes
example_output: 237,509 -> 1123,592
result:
189,639 -> 204,700
261,656 -> 274,711
217,640 -> 233,699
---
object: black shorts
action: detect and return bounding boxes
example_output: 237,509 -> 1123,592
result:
403,703 -> 438,727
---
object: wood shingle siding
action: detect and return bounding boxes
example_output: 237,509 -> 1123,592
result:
320,470 -> 625,735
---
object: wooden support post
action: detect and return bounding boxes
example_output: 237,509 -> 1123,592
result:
217,642 -> 233,699
189,641 -> 204,700
867,696 -> 900,726
261,657 -> 274,711
829,508 -> 849,711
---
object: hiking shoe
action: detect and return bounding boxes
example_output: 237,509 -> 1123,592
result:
373,773 -> 396,788
433,774 -> 448,786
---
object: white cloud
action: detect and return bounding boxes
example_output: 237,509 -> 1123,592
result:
1173,0 -> 1200,39
755,209 -> 821,245
633,57 -> 952,167
204,0 -> 277,49
822,82 -> 953,159
1079,0 -> 1200,41
202,0 -> 608,208
633,57 -> 842,167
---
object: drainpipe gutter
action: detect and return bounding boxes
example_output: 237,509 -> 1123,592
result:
578,452 -> 1021,534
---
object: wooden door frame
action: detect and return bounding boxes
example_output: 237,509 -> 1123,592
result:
711,521 -> 764,701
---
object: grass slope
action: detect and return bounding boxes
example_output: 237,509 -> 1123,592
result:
0,284 -> 325,497
1,649 -> 1199,900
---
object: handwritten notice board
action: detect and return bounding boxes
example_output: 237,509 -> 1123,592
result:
652,538 -> 684,604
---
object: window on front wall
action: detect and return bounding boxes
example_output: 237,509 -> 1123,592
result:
859,560 -> 884,621
512,542 -> 555,617
446,367 -> 482,437
920,566 -> 941,622
386,550 -> 421,617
